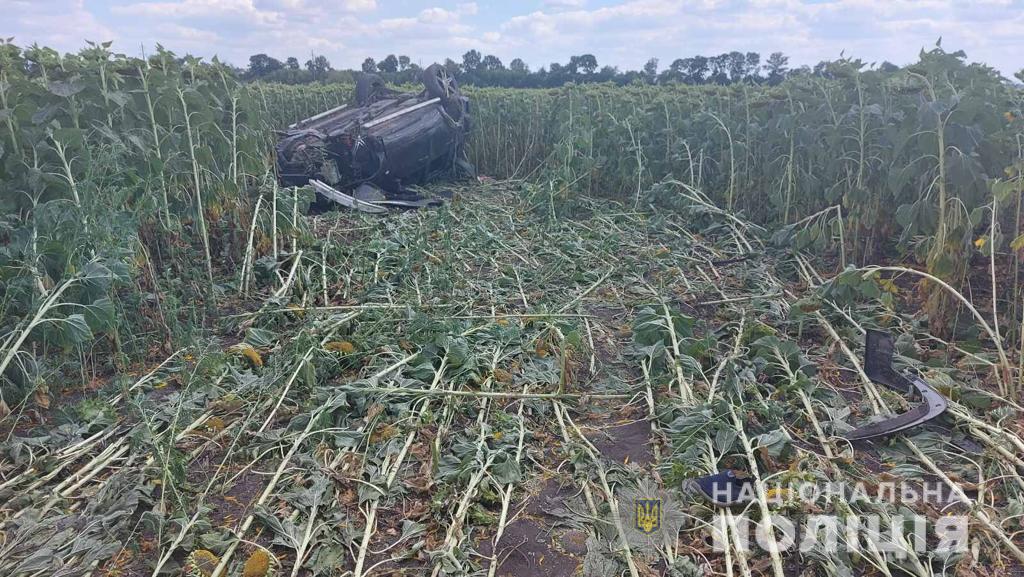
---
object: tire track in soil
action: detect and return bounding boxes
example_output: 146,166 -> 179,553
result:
482,300 -> 657,576
483,411 -> 654,576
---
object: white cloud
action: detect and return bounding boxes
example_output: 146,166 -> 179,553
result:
504,0 -> 682,38
254,0 -> 375,11
343,0 -> 377,11
165,24 -> 221,43
377,6 -> 472,35
7,0 -> 116,50
114,0 -> 284,26
544,0 -> 586,8
418,7 -> 458,24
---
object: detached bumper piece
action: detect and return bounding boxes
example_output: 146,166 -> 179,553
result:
842,329 -> 948,441
310,180 -> 388,214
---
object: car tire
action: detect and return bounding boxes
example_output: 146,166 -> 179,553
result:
422,64 -> 460,103
355,73 -> 386,106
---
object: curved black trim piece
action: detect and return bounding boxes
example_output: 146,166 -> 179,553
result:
842,329 -> 948,441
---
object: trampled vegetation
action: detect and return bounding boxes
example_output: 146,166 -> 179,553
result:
1,39 -> 1024,576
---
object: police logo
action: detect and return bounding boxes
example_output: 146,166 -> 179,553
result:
634,498 -> 661,534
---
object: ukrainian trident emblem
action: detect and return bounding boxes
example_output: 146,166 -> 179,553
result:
634,498 -> 661,534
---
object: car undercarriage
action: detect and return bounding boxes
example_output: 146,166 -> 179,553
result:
275,64 -> 473,203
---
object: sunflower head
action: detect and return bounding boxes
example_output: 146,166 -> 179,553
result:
242,549 -> 276,577
325,340 -> 356,354
183,550 -> 219,577
228,343 -> 263,367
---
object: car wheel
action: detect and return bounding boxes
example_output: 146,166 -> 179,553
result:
355,73 -> 386,106
422,64 -> 460,103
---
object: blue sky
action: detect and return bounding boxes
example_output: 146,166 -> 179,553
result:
5,0 -> 1023,76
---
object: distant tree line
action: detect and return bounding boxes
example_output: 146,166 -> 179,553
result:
242,49 -> 914,88
438,50 -> 797,87
243,52 -> 354,84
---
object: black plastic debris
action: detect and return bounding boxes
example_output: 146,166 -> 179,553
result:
842,329 -> 948,441
685,470 -> 755,506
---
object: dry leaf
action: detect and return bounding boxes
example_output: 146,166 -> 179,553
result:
34,386 -> 51,410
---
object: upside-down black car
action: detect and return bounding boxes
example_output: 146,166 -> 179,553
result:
275,64 -> 473,197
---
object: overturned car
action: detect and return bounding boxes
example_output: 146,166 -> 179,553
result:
275,64 -> 472,207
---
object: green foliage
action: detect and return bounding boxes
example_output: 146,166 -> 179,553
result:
632,305 -> 695,348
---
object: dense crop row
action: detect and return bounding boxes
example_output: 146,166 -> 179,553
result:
0,42 -> 345,409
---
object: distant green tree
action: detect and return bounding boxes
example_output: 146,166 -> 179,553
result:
744,52 -> 761,81
378,54 -> 399,73
764,52 -> 789,84
286,57 -> 300,70
481,54 -> 504,71
305,55 -> 331,81
566,56 -> 580,75
688,56 -> 709,83
709,54 -> 730,83
361,57 -> 376,73
727,51 -> 747,82
246,53 -> 284,78
665,58 -> 687,83
462,49 -> 482,72
597,65 -> 618,82
577,54 -> 598,75
549,62 -> 566,85
643,57 -> 659,84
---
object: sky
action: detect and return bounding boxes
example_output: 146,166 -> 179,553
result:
4,0 -> 1024,77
